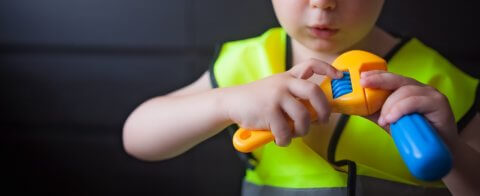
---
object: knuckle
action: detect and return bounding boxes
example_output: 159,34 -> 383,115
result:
398,85 -> 421,94
409,96 -> 422,103
362,75 -> 372,83
433,91 -> 447,102
317,109 -> 329,122
425,85 -> 436,91
265,107 -> 279,119
422,85 -> 445,100
402,76 -> 417,85
369,74 -> 384,84
270,87 -> 285,99
298,108 -> 310,121
240,120 -> 255,129
307,58 -> 318,65
389,105 -> 402,115
307,84 -> 322,96
401,84 -> 418,91
404,76 -> 415,82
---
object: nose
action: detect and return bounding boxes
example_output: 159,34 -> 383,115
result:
310,0 -> 336,10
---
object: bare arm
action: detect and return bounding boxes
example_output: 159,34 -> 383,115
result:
443,113 -> 480,196
123,72 -> 233,161
122,59 -> 342,162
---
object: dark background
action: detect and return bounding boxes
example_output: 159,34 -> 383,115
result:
1,0 -> 479,195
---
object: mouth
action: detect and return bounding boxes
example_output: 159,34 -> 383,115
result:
307,25 -> 339,39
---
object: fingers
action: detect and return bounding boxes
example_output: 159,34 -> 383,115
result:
268,107 -> 293,147
360,70 -> 431,128
382,96 -> 434,124
382,89 -> 451,125
281,95 -> 311,137
287,78 -> 331,123
257,61 -> 338,147
289,58 -> 343,80
377,85 -> 428,126
360,70 -> 423,90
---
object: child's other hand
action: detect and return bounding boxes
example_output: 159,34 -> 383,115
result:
360,70 -> 459,144
222,59 -> 343,146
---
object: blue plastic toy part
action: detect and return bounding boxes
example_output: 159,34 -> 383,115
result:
331,72 -> 352,99
390,113 -> 452,181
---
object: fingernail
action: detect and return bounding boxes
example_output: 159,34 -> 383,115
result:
378,116 -> 384,126
337,71 -> 343,78
361,72 -> 366,78
385,114 -> 393,122
360,78 -> 366,86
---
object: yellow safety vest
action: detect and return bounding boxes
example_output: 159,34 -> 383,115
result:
210,28 -> 479,196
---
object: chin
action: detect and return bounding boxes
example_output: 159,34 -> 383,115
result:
305,39 -> 342,53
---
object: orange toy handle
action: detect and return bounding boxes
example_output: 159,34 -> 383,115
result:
233,128 -> 275,153
232,50 -> 389,153
233,101 -> 317,153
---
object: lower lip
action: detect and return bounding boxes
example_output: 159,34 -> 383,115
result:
309,27 -> 338,38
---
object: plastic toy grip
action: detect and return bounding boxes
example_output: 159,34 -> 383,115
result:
233,128 -> 275,153
233,101 -> 316,153
390,113 -> 452,181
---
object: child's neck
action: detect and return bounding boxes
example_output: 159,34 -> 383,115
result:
291,26 -> 400,65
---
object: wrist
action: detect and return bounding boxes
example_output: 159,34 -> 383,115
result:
442,127 -> 461,152
448,136 -> 471,160
213,87 -> 235,125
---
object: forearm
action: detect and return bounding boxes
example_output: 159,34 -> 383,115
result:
442,139 -> 480,196
123,88 -> 233,161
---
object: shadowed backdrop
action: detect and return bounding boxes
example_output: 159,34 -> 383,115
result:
1,0 -> 479,195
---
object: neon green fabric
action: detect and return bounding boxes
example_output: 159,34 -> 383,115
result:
336,38 -> 479,187
211,27 -> 479,188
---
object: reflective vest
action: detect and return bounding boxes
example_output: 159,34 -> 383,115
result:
210,28 -> 479,196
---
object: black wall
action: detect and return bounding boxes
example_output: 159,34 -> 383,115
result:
1,0 -> 479,195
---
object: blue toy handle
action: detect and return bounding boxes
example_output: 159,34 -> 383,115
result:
390,113 -> 452,181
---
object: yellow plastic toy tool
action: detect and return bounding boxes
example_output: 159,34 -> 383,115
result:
232,50 -> 391,153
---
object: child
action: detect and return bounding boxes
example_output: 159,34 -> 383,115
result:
123,0 -> 480,195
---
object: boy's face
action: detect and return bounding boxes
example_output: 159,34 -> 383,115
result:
272,0 -> 385,53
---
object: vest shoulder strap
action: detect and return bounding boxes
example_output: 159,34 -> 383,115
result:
388,38 -> 479,128
210,27 -> 287,88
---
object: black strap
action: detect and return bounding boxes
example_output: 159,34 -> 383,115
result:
383,36 -> 411,62
286,35 -> 293,70
209,43 -> 258,169
226,124 -> 257,169
209,43 -> 222,88
327,115 -> 357,196
290,32 -> 361,195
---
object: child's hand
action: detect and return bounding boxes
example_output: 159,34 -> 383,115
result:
222,59 -> 343,146
360,70 -> 459,144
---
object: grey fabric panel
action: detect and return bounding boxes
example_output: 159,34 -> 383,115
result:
242,175 -> 451,196
356,176 -> 451,196
242,180 -> 346,196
